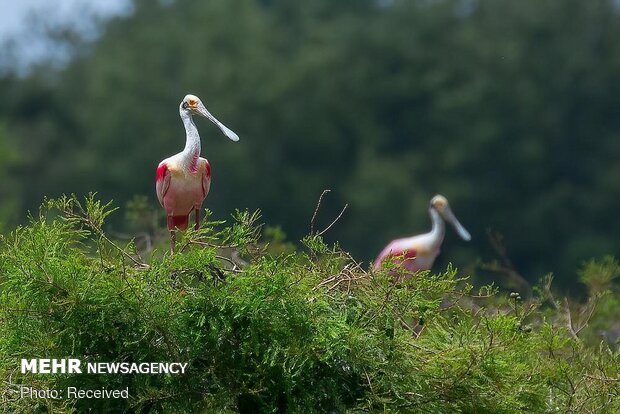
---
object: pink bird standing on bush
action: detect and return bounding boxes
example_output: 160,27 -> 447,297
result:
373,195 -> 471,273
156,94 -> 239,252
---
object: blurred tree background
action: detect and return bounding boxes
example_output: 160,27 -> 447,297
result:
0,0 -> 619,290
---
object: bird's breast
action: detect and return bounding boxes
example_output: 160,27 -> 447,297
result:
167,160 -> 207,180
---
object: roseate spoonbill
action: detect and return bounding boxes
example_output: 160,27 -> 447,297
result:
373,195 -> 471,273
156,94 -> 239,252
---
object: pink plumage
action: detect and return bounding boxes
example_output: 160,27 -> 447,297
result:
373,195 -> 471,273
156,94 -> 239,251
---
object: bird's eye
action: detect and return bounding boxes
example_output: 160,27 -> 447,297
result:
182,102 -> 189,109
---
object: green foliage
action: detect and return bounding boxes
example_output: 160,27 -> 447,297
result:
578,257 -> 620,349
0,196 -> 618,413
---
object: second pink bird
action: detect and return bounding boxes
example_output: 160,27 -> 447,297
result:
373,195 -> 471,273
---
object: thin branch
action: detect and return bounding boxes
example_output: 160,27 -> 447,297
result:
563,297 -> 580,341
101,232 -> 149,269
185,239 -> 241,250
363,369 -> 374,394
310,189 -> 331,235
543,278 -> 560,311
215,255 -> 244,273
342,249 -> 365,271
399,317 -> 425,339
231,249 -> 249,268
63,209 -> 148,269
585,375 -> 620,382
318,203 -> 348,236
3,308 -> 47,315
574,295 -> 600,335
110,230 -> 153,257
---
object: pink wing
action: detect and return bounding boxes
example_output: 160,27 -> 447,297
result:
373,241 -> 417,270
201,159 -> 211,198
155,163 -> 171,207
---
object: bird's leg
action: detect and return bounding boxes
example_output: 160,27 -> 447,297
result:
166,215 -> 176,253
194,208 -> 200,230
170,231 -> 176,253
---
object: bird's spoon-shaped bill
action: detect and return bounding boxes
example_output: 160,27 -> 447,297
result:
441,206 -> 471,241
196,102 -> 240,142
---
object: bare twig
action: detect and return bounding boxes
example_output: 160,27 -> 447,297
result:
399,317 -> 425,339
585,375 -> 620,382
185,239 -> 243,251
342,249 -> 365,272
574,296 -> 600,336
309,189 -> 349,236
313,265 -> 367,294
554,290 -> 600,341
563,297 -> 580,341
231,249 -> 249,268
543,277 -> 560,311
101,232 -> 149,269
310,189 -> 331,235
63,209 -> 148,269
363,369 -> 374,394
215,255 -> 244,273
3,308 -> 47,315
110,230 -> 153,257
318,203 -> 348,236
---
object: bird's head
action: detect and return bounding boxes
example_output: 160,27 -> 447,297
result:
430,194 -> 471,241
180,94 -> 239,142
180,94 -> 201,113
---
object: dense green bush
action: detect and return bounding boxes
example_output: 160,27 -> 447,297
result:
0,196 -> 618,413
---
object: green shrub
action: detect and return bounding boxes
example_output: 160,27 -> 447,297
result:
0,196 -> 618,413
